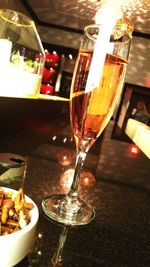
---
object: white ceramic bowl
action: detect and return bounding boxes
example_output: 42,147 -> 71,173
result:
0,187 -> 39,267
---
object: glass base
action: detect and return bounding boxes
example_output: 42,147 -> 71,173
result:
42,194 -> 95,226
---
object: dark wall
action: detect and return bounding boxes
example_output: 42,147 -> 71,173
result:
0,97 -> 69,139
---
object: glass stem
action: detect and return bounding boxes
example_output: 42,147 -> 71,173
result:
68,150 -> 87,198
51,225 -> 69,266
59,140 -> 91,216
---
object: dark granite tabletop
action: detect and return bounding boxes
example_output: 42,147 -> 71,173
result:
0,113 -> 149,267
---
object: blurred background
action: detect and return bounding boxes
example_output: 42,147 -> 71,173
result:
0,0 -> 149,191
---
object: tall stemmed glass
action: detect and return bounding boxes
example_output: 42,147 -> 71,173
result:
42,19 -> 133,225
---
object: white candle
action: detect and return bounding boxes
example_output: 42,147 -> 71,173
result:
0,64 -> 42,98
0,39 -> 12,66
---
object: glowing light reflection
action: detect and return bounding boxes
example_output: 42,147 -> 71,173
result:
70,137 -> 73,142
57,150 -> 73,166
129,144 -> 140,155
69,54 -> 73,60
37,250 -> 42,256
63,138 -> 67,143
80,172 -> 96,187
38,233 -> 43,239
52,135 -> 57,141
60,168 -> 74,193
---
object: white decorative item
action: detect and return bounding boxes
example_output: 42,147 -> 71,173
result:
126,118 -> 150,158
0,39 -> 12,66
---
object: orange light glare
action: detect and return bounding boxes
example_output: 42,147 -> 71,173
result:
57,150 -> 73,166
80,172 -> 96,187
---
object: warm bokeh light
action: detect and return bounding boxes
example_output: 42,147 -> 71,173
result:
57,150 -> 74,166
80,171 -> 96,187
52,135 -> 57,141
63,138 -> 67,143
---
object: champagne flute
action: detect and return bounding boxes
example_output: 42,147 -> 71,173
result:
42,19 -> 133,225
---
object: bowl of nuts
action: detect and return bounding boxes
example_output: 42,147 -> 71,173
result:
0,187 -> 39,267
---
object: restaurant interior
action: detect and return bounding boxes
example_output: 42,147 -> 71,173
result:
0,1 -> 149,267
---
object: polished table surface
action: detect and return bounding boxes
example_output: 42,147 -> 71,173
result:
0,117 -> 150,267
